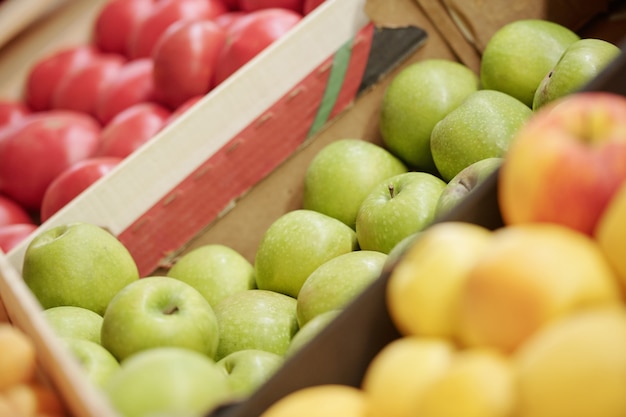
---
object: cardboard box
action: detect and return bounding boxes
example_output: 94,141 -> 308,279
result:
413,0 -> 623,71
0,1 -> 623,417
207,46 -> 626,417
0,0 -> 461,416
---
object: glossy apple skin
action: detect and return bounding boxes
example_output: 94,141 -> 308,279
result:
101,276 -> 219,361
303,0 -> 325,14
40,157 -> 123,222
356,172 -> 447,254
533,38 -> 621,110
165,95 -> 203,125
499,91 -> 626,236
303,138 -> 407,230
0,111 -> 101,210
23,222 -> 140,315
96,58 -> 157,125
213,8 -> 302,85
25,45 -> 100,111
93,0 -> 157,57
128,0 -> 228,59
51,53 -> 126,118
97,102 -> 171,158
152,19 -> 227,109
104,347 -> 232,417
0,194 -> 34,227
213,289 -> 298,360
296,250 -> 387,327
214,11 -> 247,31
216,349 -> 284,397
0,223 -> 37,253
254,209 -> 358,298
0,101 -> 30,130
238,0 -> 304,13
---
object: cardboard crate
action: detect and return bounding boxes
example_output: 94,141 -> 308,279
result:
208,44 -> 626,417
0,0 -> 463,416
0,1 -> 623,417
413,0 -> 625,71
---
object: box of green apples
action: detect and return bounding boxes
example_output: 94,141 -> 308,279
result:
0,0 -> 465,416
0,2 -> 624,417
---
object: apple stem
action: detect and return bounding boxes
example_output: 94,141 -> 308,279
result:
388,183 -> 395,199
163,305 -> 179,315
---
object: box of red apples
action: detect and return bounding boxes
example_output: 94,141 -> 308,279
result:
0,0 -> 623,417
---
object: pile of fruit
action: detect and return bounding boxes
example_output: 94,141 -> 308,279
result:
258,88 -> 626,417
254,19 -> 626,417
1,5 -> 624,417
0,0 -> 325,253
0,323 -> 66,417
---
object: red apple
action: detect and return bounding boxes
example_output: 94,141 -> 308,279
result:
25,45 -> 100,111
128,0 -> 228,59
51,53 -> 126,118
499,91 -> 626,236
0,111 -> 101,210
303,0 -> 324,14
238,0 -> 304,13
0,101 -> 30,130
152,19 -> 227,109
213,11 -> 247,31
0,194 -> 34,226
40,157 -> 123,222
0,223 -> 38,253
222,0 -> 240,10
93,0 -> 157,57
96,58 -> 157,124
213,7 -> 302,86
98,102 -> 171,158
166,95 -> 203,125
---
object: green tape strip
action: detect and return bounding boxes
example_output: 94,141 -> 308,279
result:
307,37 -> 354,138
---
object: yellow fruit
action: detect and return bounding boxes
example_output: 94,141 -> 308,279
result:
457,222 -> 622,352
595,180 -> 626,293
387,222 -> 493,339
4,382 -> 66,417
515,306 -> 626,417
0,324 -> 37,390
416,348 -> 516,417
259,384 -> 366,417
361,336 -> 455,417
0,395 -> 16,417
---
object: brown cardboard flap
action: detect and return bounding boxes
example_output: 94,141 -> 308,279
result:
416,0 -> 610,54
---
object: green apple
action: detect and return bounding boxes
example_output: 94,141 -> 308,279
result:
356,172 -> 446,254
296,250 -> 387,327
22,222 -> 139,315
62,337 -> 119,387
105,347 -> 233,417
380,59 -> 479,172
167,244 -> 256,308
430,90 -> 532,181
302,139 -> 407,229
533,38 -> 622,109
286,309 -> 341,357
43,305 -> 103,344
385,231 -> 422,269
435,157 -> 503,218
213,289 -> 298,361
216,349 -> 284,398
480,19 -> 580,107
255,209 -> 358,298
101,276 -> 219,361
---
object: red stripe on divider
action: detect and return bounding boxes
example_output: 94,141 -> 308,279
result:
118,24 -> 375,276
